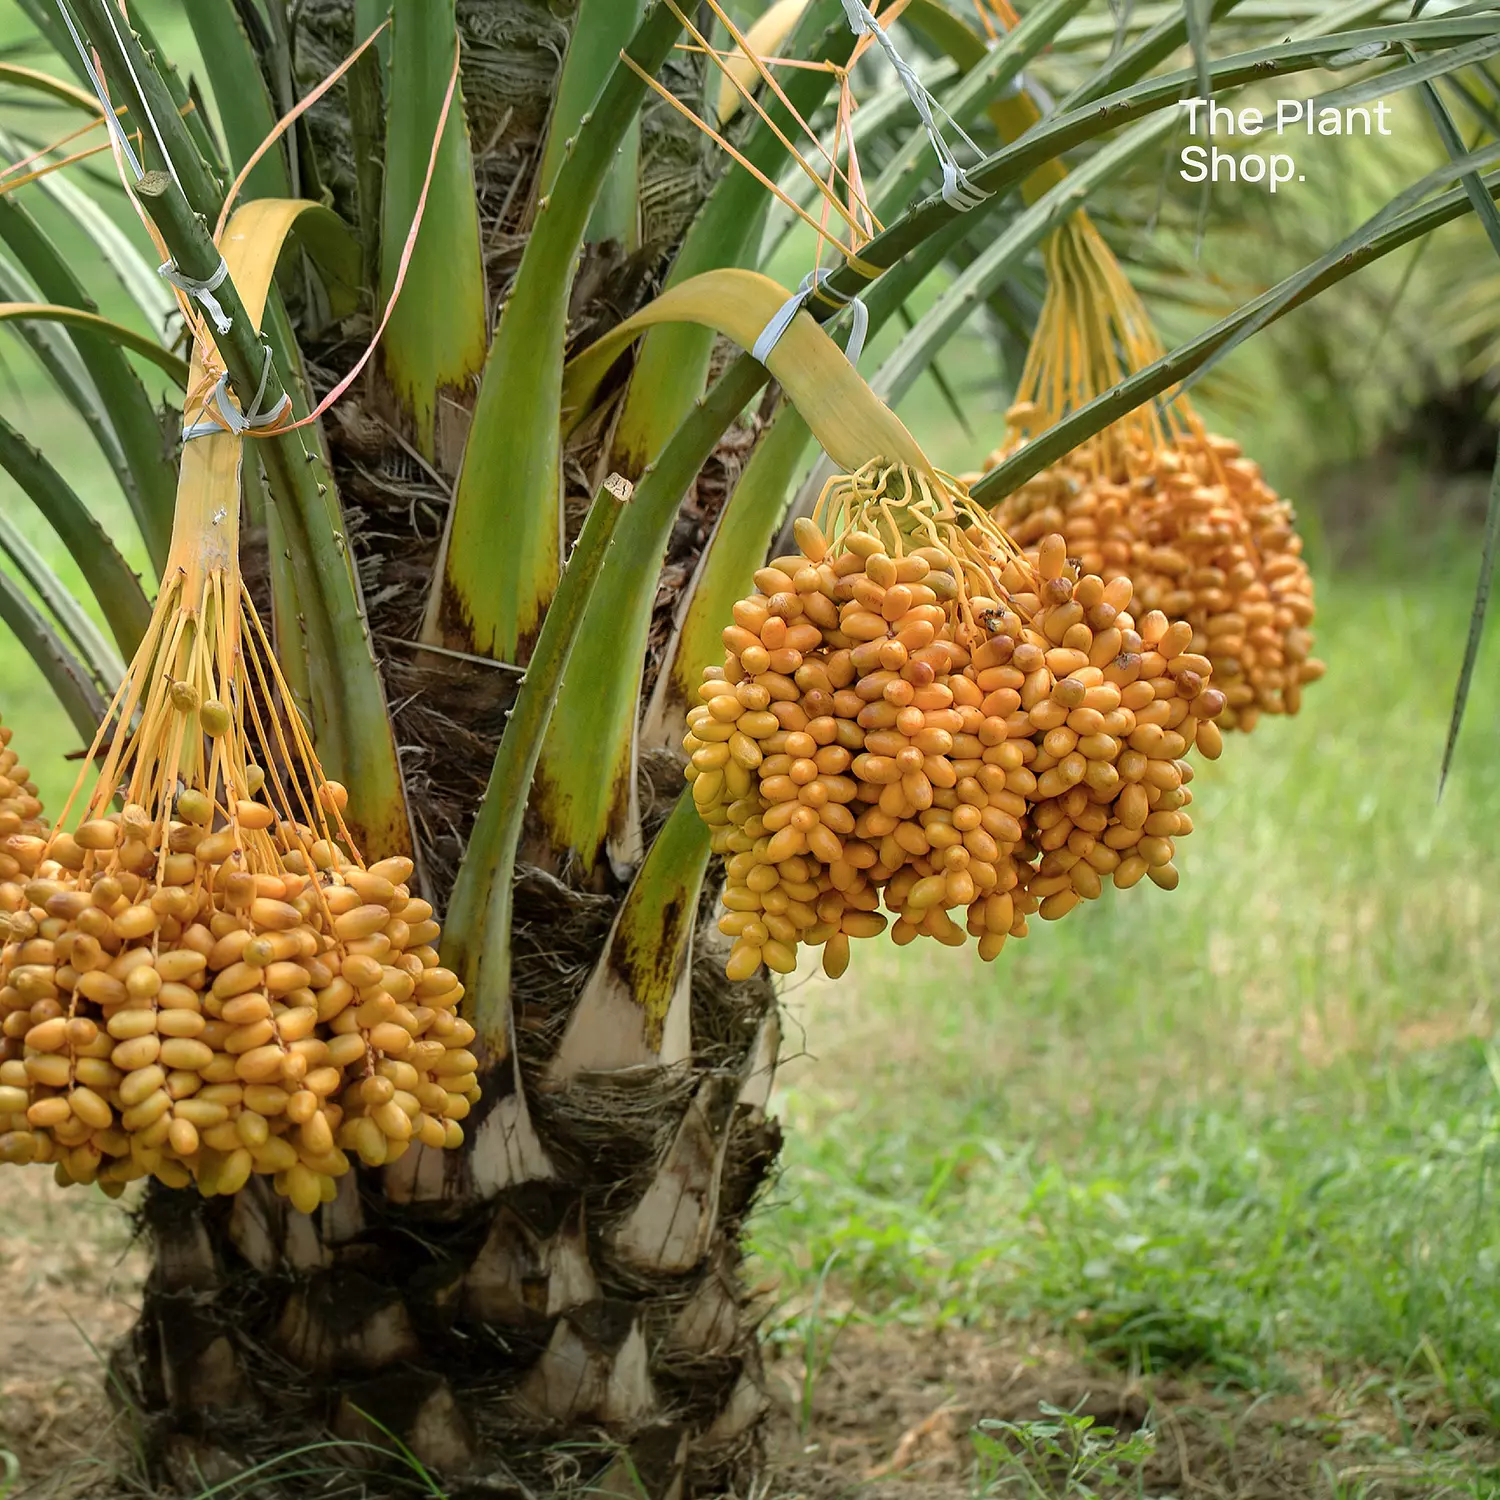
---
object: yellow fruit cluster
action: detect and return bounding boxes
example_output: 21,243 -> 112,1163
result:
0,802 -> 477,1209
0,557 -> 473,1209
984,430 -> 1323,733
976,213 -> 1322,735
685,463 -> 1225,980
0,717 -> 45,862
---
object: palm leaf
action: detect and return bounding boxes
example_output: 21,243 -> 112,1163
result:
866,0 -> 1091,220
0,124 -> 176,329
537,0 -> 646,249
128,4 -> 228,180
1184,0 -> 1214,105
423,4 -> 683,664
1441,438 -> 1500,793
0,508 -> 123,693
445,473 -> 633,1052
873,117 -> 1173,408
185,0 -> 292,203
0,409 -> 149,657
0,194 -> 179,569
531,357 -> 769,875
1290,0 -> 1408,38
1314,31 -> 1500,114
378,0 -> 486,462
62,0 -> 418,863
0,248 -> 138,514
1175,140 -> 1500,396
549,791 -> 709,1077
1060,0 -> 1244,111
69,0 -> 223,215
641,396 -> 814,746
758,47 -> 957,265
611,0 -> 851,476
1417,73 -> 1500,793
8,4 -> 90,85
0,59 -> 102,113
816,14 -> 1500,308
0,300 -> 188,383
0,565 -> 108,744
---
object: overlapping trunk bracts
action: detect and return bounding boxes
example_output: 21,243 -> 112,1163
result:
118,881 -> 781,1497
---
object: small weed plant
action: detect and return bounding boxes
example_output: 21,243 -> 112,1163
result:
970,1401 -> 1157,1498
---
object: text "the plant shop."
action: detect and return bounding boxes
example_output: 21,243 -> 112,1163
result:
1177,95 -> 1396,192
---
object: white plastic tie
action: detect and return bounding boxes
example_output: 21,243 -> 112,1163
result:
160,257 -> 233,335
94,0 -> 187,200
52,0 -> 190,201
837,0 -> 992,213
53,0 -> 143,181
752,269 -> 868,367
183,343 -> 291,441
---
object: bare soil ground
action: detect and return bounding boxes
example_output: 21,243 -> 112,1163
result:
0,1176 -> 146,1494
4,1173 -> 1495,1500
765,1317 -> 1498,1498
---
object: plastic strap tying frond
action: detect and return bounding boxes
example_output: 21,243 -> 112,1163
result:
183,342 -> 291,441
93,0 -> 185,192
52,0 -> 142,180
836,0 -> 992,212
160,256 -> 233,334
753,268 -> 869,366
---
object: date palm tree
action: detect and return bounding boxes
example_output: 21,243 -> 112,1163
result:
0,0 -> 1496,1493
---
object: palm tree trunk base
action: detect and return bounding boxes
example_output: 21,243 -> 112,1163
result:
112,1053 -> 780,1498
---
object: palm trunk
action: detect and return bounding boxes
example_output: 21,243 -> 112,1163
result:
113,6 -> 784,1492
118,917 -> 781,1497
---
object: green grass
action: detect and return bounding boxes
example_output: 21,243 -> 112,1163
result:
755,570 -> 1500,1454
970,1407 -> 1158,1498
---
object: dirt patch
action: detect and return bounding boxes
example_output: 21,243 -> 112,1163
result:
0,1175 -> 146,1494
766,1318 -> 1500,1499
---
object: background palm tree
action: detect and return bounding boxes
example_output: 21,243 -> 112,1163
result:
0,0 -> 1497,1494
